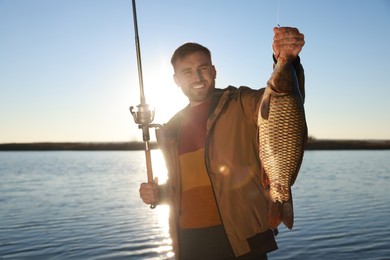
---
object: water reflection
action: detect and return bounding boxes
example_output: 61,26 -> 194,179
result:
155,205 -> 174,259
1,151 -> 389,259
151,150 -> 173,259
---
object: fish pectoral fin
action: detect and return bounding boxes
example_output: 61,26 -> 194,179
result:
260,167 -> 270,188
260,90 -> 271,120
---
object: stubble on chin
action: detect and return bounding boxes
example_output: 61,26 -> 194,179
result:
189,86 -> 214,103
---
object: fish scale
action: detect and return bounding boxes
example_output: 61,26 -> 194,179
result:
260,95 -> 305,201
258,59 -> 306,229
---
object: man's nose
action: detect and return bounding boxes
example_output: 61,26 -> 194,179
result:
196,70 -> 204,80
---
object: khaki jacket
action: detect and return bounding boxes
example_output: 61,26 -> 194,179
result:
156,59 -> 305,258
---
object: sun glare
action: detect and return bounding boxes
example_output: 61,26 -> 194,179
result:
144,59 -> 187,126
151,149 -> 168,184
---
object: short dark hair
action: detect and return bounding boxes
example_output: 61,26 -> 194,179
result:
171,42 -> 212,67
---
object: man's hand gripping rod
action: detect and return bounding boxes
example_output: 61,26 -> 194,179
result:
129,0 -> 160,209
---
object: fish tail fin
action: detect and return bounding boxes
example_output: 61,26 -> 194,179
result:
268,201 -> 283,229
282,198 -> 294,230
268,196 -> 294,230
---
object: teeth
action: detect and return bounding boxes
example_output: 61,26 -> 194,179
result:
192,84 -> 204,89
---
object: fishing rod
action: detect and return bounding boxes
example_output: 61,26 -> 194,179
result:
129,0 -> 160,209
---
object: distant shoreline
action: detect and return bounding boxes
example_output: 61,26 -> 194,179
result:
0,140 -> 389,151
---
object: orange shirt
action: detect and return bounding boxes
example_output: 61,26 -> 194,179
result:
178,100 -> 221,229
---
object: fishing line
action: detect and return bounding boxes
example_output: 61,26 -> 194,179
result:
276,0 -> 280,27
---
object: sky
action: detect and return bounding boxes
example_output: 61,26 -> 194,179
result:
1,0 -> 389,143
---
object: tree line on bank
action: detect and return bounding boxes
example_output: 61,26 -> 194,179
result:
1,138 -> 390,151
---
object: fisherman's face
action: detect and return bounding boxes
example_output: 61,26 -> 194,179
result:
173,51 -> 216,106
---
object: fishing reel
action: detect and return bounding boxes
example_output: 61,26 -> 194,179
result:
130,103 -> 154,125
130,104 -> 155,142
130,104 -> 162,141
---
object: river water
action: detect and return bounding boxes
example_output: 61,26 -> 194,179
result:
1,150 -> 389,259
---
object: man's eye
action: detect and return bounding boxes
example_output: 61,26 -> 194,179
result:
183,71 -> 191,75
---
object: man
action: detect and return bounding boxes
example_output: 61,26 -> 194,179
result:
140,27 -> 305,259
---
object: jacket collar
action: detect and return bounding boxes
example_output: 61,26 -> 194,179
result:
161,86 -> 238,139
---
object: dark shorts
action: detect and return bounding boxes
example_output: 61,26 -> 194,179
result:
178,226 -> 277,260
179,225 -> 234,260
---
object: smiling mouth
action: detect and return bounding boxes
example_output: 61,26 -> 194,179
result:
192,83 -> 205,89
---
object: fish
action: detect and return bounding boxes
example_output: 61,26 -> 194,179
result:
258,57 -> 307,230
